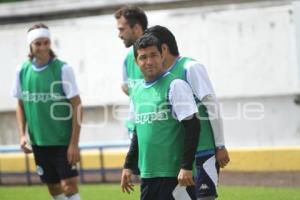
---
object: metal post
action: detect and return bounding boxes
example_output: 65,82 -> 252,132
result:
0,159 -> 2,185
79,149 -> 85,184
99,147 -> 106,182
25,154 -> 31,185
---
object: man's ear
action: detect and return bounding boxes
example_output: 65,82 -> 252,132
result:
161,43 -> 169,58
133,24 -> 143,35
162,44 -> 168,53
135,54 -> 140,66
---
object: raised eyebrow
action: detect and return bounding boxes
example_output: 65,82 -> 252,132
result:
138,54 -> 147,59
150,52 -> 159,56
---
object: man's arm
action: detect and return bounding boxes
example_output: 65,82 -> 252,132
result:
16,100 -> 32,153
180,115 -> 200,170
121,133 -> 138,194
121,58 -> 129,96
178,114 -> 200,186
123,133 -> 139,170
169,79 -> 199,186
61,64 -> 82,165
202,95 -> 230,168
121,100 -> 137,194
186,62 -> 230,167
67,95 -> 82,165
13,65 -> 31,153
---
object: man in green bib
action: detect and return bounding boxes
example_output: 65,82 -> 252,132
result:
114,5 -> 148,96
115,5 -> 148,175
120,34 -> 201,200
12,23 -> 82,200
145,25 -> 230,200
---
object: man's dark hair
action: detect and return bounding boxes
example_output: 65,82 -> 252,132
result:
145,25 -> 179,56
114,5 -> 148,31
134,34 -> 162,59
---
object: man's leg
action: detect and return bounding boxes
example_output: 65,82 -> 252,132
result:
47,183 -> 67,200
52,194 -> 68,200
157,177 -> 196,200
32,146 -> 67,200
54,146 -> 80,200
140,178 -> 159,200
195,154 -> 219,200
61,177 -> 80,200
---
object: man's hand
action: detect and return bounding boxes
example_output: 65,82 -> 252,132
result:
216,147 -> 230,168
121,168 -> 134,194
67,144 -> 80,166
177,169 -> 194,186
20,135 -> 32,154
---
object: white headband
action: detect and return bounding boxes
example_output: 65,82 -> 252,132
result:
27,28 -> 50,45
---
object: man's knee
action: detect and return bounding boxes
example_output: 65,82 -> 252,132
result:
47,183 -> 63,196
61,177 -> 79,196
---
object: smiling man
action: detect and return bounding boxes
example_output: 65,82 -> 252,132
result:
11,23 -> 82,200
120,34 -> 201,200
145,26 -> 230,200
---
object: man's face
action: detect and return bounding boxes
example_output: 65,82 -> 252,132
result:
117,16 -> 136,48
136,45 -> 164,81
30,38 -> 51,60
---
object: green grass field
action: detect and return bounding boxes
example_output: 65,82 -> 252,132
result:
0,184 -> 299,200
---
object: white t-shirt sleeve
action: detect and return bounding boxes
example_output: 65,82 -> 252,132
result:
128,100 -> 135,122
185,61 -> 215,100
11,64 -> 23,99
169,79 -> 198,122
185,61 -> 225,147
202,95 -> 225,147
61,64 -> 80,99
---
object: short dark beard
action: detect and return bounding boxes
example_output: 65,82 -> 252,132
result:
124,39 -> 135,48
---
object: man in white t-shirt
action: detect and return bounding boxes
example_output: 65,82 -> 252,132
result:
144,25 -> 230,200
11,23 -> 82,200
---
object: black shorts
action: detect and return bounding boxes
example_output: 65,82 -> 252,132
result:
195,154 -> 220,198
141,177 -> 196,200
32,145 -> 78,184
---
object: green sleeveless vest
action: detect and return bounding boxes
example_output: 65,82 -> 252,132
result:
132,73 -> 184,178
20,59 -> 72,146
125,48 -> 144,96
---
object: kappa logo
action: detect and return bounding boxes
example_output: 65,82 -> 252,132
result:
21,91 -> 64,102
199,184 -> 209,190
36,165 -> 44,176
135,110 -> 168,124
71,165 -> 77,170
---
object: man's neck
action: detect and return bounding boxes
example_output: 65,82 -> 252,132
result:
35,55 -> 51,67
163,54 -> 178,71
133,31 -> 144,44
145,70 -> 165,83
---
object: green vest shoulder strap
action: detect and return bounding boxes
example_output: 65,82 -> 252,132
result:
170,56 -> 195,80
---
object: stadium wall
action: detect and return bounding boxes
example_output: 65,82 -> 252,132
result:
0,0 -> 299,163
0,147 -> 299,181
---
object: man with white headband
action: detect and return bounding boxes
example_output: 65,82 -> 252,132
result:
11,23 -> 82,200
27,27 -> 50,45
